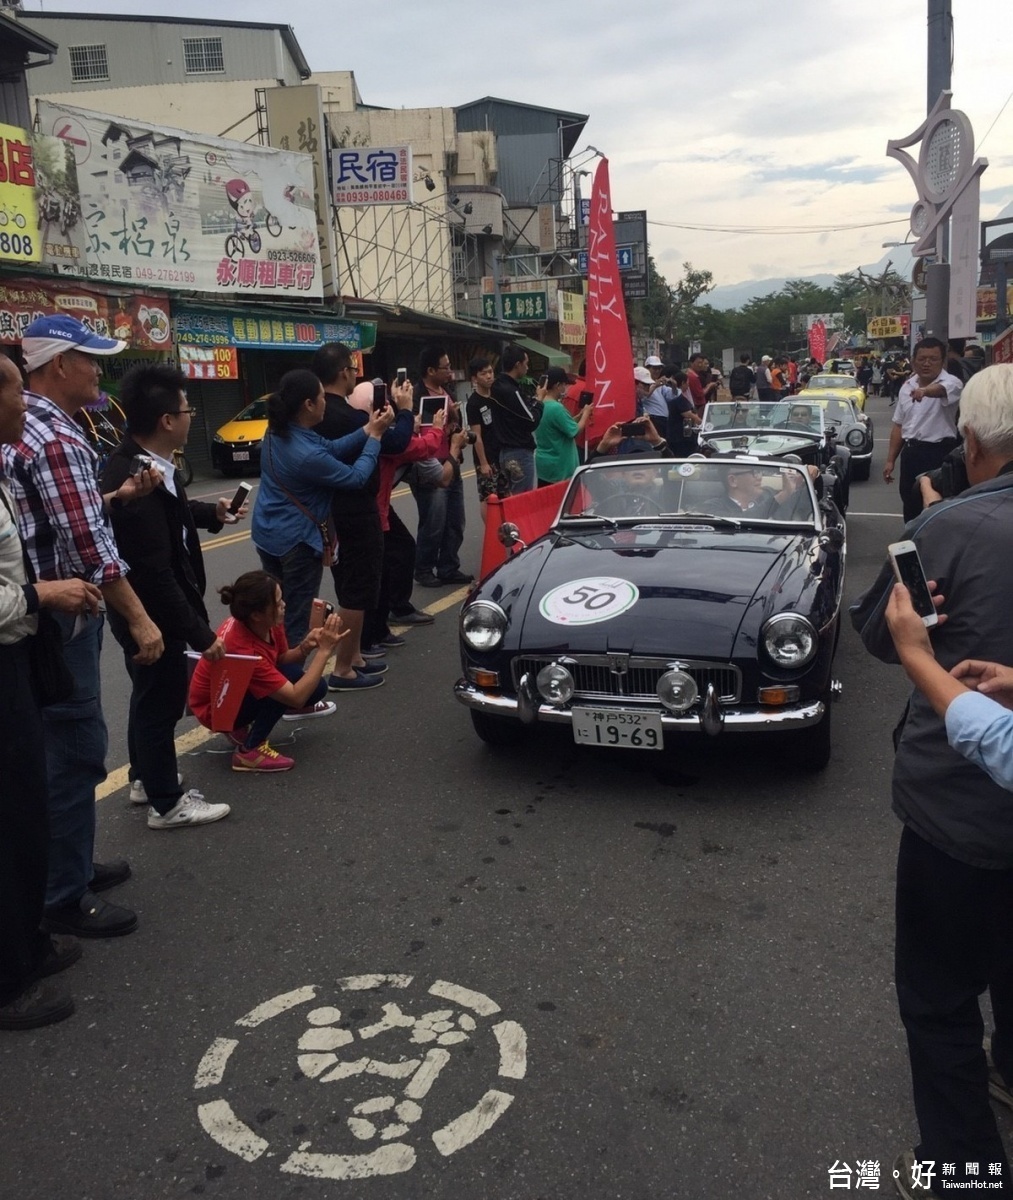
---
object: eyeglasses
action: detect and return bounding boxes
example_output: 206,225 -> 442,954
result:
171,405 -> 199,417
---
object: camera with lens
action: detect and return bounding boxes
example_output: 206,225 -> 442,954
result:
129,453 -> 154,476
922,445 -> 969,501
464,430 -> 477,445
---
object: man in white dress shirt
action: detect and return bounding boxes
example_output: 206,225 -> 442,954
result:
882,337 -> 963,522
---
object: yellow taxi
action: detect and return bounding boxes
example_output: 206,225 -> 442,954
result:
211,396 -> 269,474
804,373 -> 867,412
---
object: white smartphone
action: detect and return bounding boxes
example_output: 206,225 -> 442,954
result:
396,367 -> 408,387
229,481 -> 252,514
887,540 -> 938,627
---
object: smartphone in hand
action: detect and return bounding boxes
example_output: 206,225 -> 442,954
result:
888,540 -> 938,627
229,481 -> 252,514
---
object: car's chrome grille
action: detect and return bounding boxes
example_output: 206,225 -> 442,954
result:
512,655 -> 741,704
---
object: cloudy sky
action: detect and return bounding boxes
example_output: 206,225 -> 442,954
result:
21,0 -> 1013,288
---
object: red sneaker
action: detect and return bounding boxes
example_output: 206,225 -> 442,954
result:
231,742 -> 294,773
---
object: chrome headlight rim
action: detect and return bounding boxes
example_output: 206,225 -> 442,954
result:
761,612 -> 818,669
845,427 -> 866,448
535,660 -> 575,706
460,600 -> 508,652
657,668 -> 699,714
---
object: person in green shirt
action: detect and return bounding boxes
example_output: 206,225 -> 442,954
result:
535,367 -> 594,486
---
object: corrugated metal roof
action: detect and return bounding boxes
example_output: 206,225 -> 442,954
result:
456,96 -> 588,156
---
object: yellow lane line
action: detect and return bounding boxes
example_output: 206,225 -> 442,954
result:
98,586 -> 470,801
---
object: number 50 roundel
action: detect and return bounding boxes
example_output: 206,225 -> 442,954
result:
538,577 -> 639,626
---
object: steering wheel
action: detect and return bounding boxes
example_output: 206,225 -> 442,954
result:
589,492 -> 664,518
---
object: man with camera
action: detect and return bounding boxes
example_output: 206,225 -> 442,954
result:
851,364 -> 1013,1196
882,337 -> 963,523
100,364 -> 242,831
3,315 -> 164,938
489,345 -> 542,497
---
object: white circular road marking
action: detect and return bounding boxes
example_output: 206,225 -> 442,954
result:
193,975 -> 528,1180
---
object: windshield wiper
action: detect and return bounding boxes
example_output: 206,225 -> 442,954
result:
559,513 -> 619,532
661,511 -> 742,529
554,528 -> 610,549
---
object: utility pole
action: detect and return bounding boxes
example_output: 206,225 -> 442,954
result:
924,0 -> 952,339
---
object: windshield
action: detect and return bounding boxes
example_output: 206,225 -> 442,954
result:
807,375 -> 856,391
560,459 -> 818,524
701,401 -> 825,436
233,398 -> 269,422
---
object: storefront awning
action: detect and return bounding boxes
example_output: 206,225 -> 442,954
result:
515,337 -> 571,369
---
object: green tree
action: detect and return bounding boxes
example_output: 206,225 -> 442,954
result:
631,258 -> 714,352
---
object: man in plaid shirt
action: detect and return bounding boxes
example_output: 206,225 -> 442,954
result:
2,315 -> 164,940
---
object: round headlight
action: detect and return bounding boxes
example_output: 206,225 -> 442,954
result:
658,669 -> 698,714
846,428 -> 865,448
536,662 -> 574,706
461,601 -> 507,652
762,614 -> 818,668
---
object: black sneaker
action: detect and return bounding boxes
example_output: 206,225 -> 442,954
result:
41,891 -> 138,939
414,572 -> 442,588
33,935 -> 82,980
437,570 -> 474,585
0,984 -> 74,1031
90,859 -> 131,894
391,609 -> 435,626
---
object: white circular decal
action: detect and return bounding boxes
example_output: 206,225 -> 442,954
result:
677,463 -> 697,477
193,975 -> 527,1181
539,577 -> 639,626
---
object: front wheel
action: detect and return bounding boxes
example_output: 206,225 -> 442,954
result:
470,709 -> 525,747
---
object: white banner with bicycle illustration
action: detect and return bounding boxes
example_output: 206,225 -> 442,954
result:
35,101 -> 323,298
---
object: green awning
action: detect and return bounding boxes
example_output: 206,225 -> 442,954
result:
515,337 -> 571,369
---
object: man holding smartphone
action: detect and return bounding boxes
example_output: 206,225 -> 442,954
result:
101,364 -> 242,830
490,345 -> 541,496
851,364 -> 1013,1196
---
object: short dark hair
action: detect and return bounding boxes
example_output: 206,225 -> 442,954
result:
418,344 -> 449,378
468,355 -> 492,378
739,352 -> 751,363
914,337 -> 946,358
267,368 -> 321,437
690,353 -> 707,365
311,342 -> 353,386
118,363 -> 188,436
947,337 -> 966,355
501,344 -> 528,373
219,570 -> 280,624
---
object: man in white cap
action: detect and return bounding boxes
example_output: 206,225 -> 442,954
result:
2,314 -> 164,940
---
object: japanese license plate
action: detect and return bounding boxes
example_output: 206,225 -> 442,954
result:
233,451 -> 250,461
571,707 -> 663,750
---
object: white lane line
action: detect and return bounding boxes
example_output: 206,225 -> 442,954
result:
492,1020 -> 527,1079
280,1142 -> 416,1180
428,979 -> 501,1016
235,985 -> 317,1027
194,1037 -> 238,1089
337,973 -> 413,991
197,1099 -> 269,1162
431,1089 -> 514,1157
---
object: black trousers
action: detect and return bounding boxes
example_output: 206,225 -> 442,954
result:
114,628 -> 187,815
895,825 -> 1013,1182
899,437 -> 959,523
0,639 -> 50,1005
362,508 -> 418,646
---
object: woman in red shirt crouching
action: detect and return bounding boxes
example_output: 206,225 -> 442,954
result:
189,570 -> 344,772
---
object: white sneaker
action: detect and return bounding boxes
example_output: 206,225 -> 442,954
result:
282,700 -> 337,721
130,773 -> 184,805
147,789 -> 230,830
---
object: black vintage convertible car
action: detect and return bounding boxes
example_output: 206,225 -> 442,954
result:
698,400 -> 853,509
455,456 -> 846,769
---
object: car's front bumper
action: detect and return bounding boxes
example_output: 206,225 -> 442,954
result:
454,680 -> 825,734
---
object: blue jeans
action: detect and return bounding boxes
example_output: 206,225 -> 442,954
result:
412,474 -> 465,579
499,447 -> 536,496
233,663 -> 326,749
256,541 -> 323,646
42,611 -> 108,909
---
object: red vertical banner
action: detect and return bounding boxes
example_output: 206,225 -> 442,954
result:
808,319 -> 827,364
585,158 -> 636,436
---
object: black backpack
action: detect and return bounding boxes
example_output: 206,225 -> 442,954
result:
728,364 -> 754,396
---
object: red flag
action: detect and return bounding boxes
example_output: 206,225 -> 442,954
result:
585,158 -> 635,436
478,482 -> 569,580
809,319 -> 827,364
207,654 -> 258,731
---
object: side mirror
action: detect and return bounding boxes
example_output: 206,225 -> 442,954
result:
498,522 -> 526,553
819,526 -> 844,552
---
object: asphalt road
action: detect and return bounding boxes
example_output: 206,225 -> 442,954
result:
2,393 -> 1009,1200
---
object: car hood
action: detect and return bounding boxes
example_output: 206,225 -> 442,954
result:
506,531 -> 809,659
217,419 -> 268,443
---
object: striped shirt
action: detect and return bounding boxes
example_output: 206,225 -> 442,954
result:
0,391 -> 128,586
